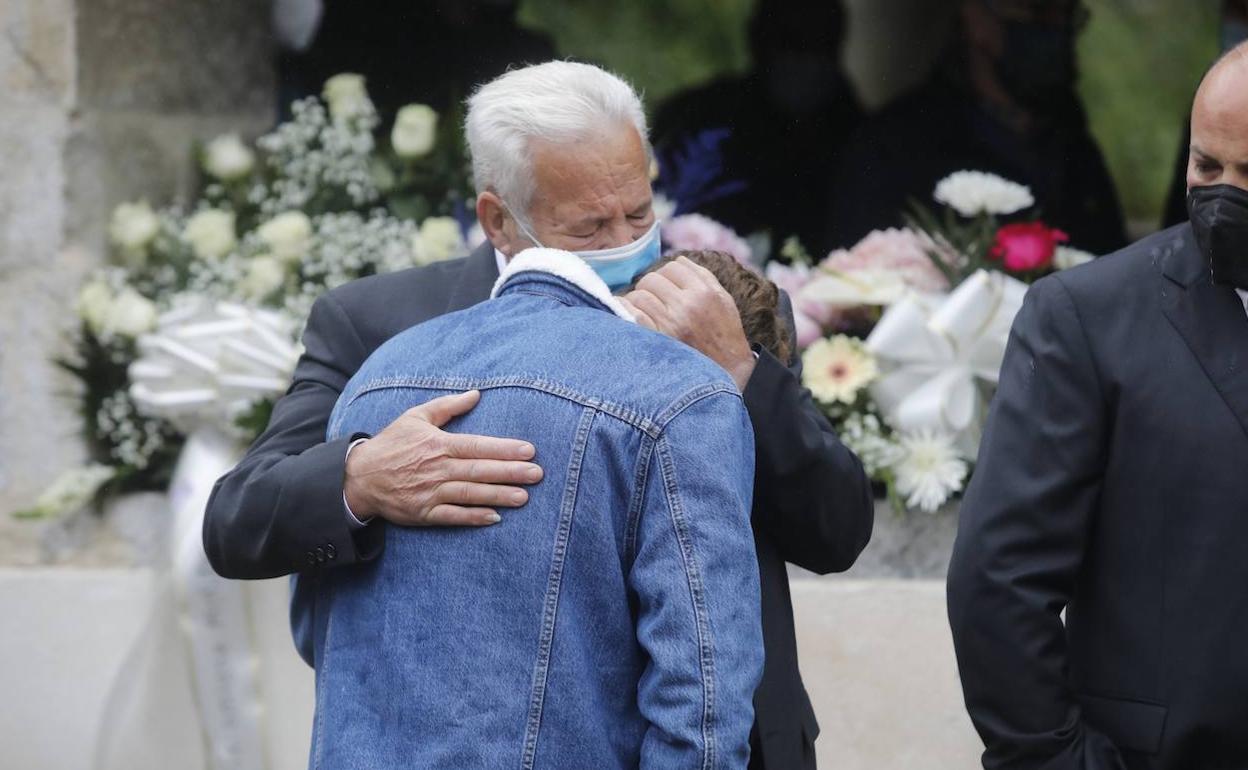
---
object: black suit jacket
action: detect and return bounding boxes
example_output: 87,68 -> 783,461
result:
204,242 -> 875,769
947,224 -> 1248,770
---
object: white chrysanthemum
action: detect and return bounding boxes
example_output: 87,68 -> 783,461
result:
391,104 -> 438,159
258,211 -> 314,264
202,134 -> 255,181
933,171 -> 1035,217
802,335 -> 878,404
323,73 -> 373,123
892,431 -> 968,513
182,209 -> 237,261
77,280 -> 115,333
109,201 -> 161,251
1054,246 -> 1095,271
105,287 -> 158,338
411,216 -> 464,265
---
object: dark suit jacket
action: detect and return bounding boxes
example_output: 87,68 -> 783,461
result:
204,242 -> 875,769
947,223 -> 1248,770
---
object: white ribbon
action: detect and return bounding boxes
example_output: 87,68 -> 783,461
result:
865,269 -> 1027,457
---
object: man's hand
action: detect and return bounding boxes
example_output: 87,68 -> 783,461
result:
343,390 -> 543,527
620,256 -> 757,390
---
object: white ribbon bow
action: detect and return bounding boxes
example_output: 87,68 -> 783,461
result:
128,298 -> 302,429
865,269 -> 1027,456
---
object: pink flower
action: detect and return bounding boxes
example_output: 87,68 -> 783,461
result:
821,228 -> 950,294
662,214 -> 753,269
989,222 -> 1068,273
766,261 -> 841,329
793,309 -> 822,350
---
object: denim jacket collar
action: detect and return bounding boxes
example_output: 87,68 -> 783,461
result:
491,248 -> 636,323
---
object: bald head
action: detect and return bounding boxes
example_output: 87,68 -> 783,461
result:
1188,41 -> 1248,193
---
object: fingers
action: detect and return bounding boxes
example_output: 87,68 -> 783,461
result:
446,432 -> 536,461
625,288 -> 676,333
635,269 -> 683,301
661,257 -> 711,290
675,256 -> 726,292
415,390 -> 481,427
449,458 -> 543,485
422,504 -> 504,527
436,480 -> 529,508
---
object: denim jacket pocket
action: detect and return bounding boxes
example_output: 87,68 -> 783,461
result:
1076,692 -> 1168,756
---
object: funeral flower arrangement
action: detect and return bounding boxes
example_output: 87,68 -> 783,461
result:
18,74 -> 476,518
779,171 -> 1095,513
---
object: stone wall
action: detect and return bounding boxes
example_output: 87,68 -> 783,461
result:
0,0 -> 275,562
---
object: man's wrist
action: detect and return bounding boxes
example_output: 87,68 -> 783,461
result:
343,436 -> 375,526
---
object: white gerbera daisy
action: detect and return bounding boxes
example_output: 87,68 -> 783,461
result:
893,431 -> 968,513
802,335 -> 878,404
933,171 -> 1035,217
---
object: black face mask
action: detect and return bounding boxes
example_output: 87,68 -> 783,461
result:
1187,183 -> 1248,290
996,23 -> 1077,108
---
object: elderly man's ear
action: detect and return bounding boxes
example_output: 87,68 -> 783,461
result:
477,191 -> 525,259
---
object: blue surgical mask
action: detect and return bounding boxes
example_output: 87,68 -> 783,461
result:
509,207 -> 662,291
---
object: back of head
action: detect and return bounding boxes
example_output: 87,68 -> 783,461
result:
640,251 -> 792,364
465,61 -> 649,213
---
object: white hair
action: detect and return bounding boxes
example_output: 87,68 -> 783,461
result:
465,61 -> 650,219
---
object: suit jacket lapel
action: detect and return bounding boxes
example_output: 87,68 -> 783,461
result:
445,241 -> 500,314
1160,225 -> 1248,441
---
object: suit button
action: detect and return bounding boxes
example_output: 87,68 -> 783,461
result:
315,547 -> 326,563
306,551 -> 317,566
325,543 -> 337,560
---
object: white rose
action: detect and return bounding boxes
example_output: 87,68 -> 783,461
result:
182,209 -> 237,261
257,211 -> 314,264
933,171 -> 1035,217
202,134 -> 255,181
412,216 -> 465,265
105,287 -> 158,338
109,201 -> 161,252
323,73 -> 373,123
238,255 -> 288,300
391,104 -> 438,158
77,280 -> 115,335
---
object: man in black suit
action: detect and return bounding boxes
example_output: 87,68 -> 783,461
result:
204,61 -> 874,769
947,44 -> 1248,769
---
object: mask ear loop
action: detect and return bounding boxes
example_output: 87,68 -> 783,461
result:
501,201 -> 545,249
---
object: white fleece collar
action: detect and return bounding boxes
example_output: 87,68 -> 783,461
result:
490,247 -> 636,322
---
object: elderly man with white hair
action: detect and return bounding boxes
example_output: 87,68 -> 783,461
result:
205,60 -> 873,770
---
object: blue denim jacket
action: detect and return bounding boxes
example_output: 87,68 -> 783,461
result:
295,249 -> 763,769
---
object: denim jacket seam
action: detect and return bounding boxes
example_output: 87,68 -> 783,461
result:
312,577 -> 337,769
655,436 -> 718,769
653,383 -> 743,437
345,376 -> 663,435
520,406 -> 597,768
623,436 -> 656,565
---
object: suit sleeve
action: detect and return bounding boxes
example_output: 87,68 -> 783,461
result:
631,391 -> 763,769
946,277 -> 1125,770
203,291 -> 384,579
741,291 -> 874,574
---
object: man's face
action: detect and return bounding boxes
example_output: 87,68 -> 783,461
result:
1188,61 -> 1248,193
506,124 -> 654,255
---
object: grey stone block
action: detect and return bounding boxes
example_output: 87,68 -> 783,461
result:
75,0 -> 276,114
0,0 -> 76,108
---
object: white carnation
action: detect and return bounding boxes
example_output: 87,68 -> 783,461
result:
391,104 -> 438,159
202,134 -> 255,181
892,430 -> 968,513
182,209 -> 237,261
933,171 -> 1035,217
238,255 -> 288,300
105,287 -> 158,338
258,211 -> 314,264
412,216 -> 465,265
323,73 -> 373,123
1054,246 -> 1096,270
109,201 -> 161,252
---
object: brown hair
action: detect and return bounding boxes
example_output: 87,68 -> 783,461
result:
640,250 -> 792,364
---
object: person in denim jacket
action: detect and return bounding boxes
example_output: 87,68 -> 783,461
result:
298,248 -> 778,768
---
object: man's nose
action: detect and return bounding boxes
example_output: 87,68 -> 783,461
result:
602,218 -> 636,249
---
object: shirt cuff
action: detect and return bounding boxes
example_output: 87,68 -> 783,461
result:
343,437 -> 372,529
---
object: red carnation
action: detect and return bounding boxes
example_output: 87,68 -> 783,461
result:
989,222 -> 1069,273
